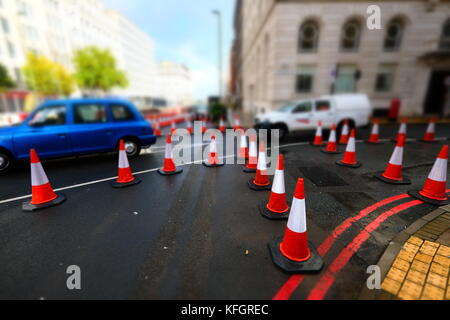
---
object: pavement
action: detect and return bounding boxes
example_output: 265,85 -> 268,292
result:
0,123 -> 449,300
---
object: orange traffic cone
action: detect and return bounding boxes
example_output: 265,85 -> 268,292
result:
321,124 -> 341,154
339,120 -> 350,145
311,121 -> 325,147
243,134 -> 258,173
203,135 -> 224,167
260,155 -> 290,220
238,130 -> 249,161
219,117 -> 226,133
111,140 -> 141,188
158,135 -> 183,176
366,120 -> 381,144
268,179 -> 324,273
185,115 -> 193,135
153,121 -> 162,137
170,121 -> 177,135
234,117 -> 241,131
409,145 -> 449,206
201,118 -> 207,134
375,136 -> 411,185
421,118 -> 437,143
336,129 -> 361,168
248,142 -> 272,191
22,149 -> 66,212
393,119 -> 408,143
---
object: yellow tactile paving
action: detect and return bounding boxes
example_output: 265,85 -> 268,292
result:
386,267 -> 407,283
415,253 -> 433,265
426,273 -> 448,289
397,249 -> 416,263
406,269 -> 427,286
430,262 -> 450,278
421,284 -> 445,300
392,258 -> 411,272
381,278 -> 402,296
407,236 -> 424,247
398,280 -> 423,300
436,245 -> 450,258
410,259 -> 431,274
434,255 -> 450,268
403,242 -> 420,254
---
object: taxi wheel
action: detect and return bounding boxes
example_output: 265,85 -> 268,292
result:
0,150 -> 13,174
123,139 -> 142,159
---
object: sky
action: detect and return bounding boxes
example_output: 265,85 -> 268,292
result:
104,0 -> 235,102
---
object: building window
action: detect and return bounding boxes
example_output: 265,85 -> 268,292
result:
295,66 -> 315,93
384,19 -> 404,52
7,41 -> 15,57
298,21 -> 319,53
341,19 -> 362,52
439,19 -> 450,51
375,65 -> 396,92
334,65 -> 358,93
1,17 -> 9,33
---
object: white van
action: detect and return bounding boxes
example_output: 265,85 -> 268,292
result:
254,94 -> 372,139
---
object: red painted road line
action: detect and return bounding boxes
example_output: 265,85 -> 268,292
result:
272,193 -> 410,300
306,200 -> 423,300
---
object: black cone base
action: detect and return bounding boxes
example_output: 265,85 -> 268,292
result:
268,237 -> 324,274
259,201 -> 289,220
374,173 -> 411,185
23,193 -> 66,212
158,168 -> 183,176
243,166 -> 257,173
336,160 -> 362,168
408,190 -> 450,206
111,177 -> 141,189
248,179 -> 271,191
203,161 -> 225,168
321,149 -> 341,155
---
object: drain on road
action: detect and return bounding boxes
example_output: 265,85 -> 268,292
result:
299,167 -> 349,187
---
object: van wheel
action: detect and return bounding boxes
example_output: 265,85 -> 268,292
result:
0,150 -> 13,174
271,124 -> 289,141
123,139 -> 142,159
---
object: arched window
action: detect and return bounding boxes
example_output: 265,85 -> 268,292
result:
384,18 -> 405,51
341,19 -> 362,52
439,19 -> 450,50
298,21 -> 319,53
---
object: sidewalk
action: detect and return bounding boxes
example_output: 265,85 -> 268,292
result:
361,205 -> 450,300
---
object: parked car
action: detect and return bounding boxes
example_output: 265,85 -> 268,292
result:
0,98 -> 157,173
254,94 -> 372,140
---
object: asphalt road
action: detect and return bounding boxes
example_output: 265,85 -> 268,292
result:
0,123 -> 449,300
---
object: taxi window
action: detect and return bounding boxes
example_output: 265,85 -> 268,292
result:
74,104 -> 107,124
111,104 -> 135,122
315,100 -> 331,112
30,105 -> 66,126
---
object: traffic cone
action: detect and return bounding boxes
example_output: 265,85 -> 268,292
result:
366,120 -> 381,144
22,149 -> 66,212
311,121 -> 325,147
248,141 -> 272,191
219,117 -> 226,133
421,118 -> 437,143
185,115 -> 193,135
375,136 -> 411,185
203,135 -> 224,167
321,124 -> 341,154
234,117 -> 241,131
158,135 -> 183,176
243,134 -> 258,173
260,155 -> 290,220
339,120 -> 350,145
392,119 -> 408,143
336,129 -> 362,168
238,130 -> 249,161
153,121 -> 162,137
409,145 -> 449,206
268,179 -> 324,273
201,118 -> 207,134
170,121 -> 177,135
111,140 -> 141,188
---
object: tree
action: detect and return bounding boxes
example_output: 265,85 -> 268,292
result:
0,63 -> 15,93
73,46 -> 128,94
22,52 -> 75,97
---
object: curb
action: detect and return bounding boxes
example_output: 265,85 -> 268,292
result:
359,204 -> 450,300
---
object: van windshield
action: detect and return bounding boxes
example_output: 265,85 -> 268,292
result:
278,103 -> 297,113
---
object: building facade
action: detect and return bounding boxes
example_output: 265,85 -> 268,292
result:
232,0 -> 450,117
156,61 -> 193,107
0,0 -> 158,110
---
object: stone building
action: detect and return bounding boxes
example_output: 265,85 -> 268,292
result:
231,0 -> 450,117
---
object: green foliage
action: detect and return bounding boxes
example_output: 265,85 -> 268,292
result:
22,52 -> 75,96
0,63 -> 15,93
209,103 -> 227,122
73,46 -> 128,93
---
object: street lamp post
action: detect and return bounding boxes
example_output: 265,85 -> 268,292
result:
212,10 -> 223,100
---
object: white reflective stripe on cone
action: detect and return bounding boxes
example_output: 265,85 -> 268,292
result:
240,135 -> 248,148
249,142 -> 257,157
165,143 -> 174,159
427,123 -> 435,133
210,139 -> 217,153
329,130 -> 336,142
342,125 -> 349,135
346,137 -> 356,153
287,198 -> 307,234
119,150 -> 130,169
31,163 -> 50,186
272,170 -> 285,194
428,158 -> 448,182
316,127 -> 322,137
399,124 -> 407,134
372,124 -> 379,135
389,147 -> 403,166
257,152 -> 268,171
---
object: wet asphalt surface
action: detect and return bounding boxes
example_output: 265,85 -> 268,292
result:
0,123 -> 449,300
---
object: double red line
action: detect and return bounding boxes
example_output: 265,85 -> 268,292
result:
273,191 -> 450,300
